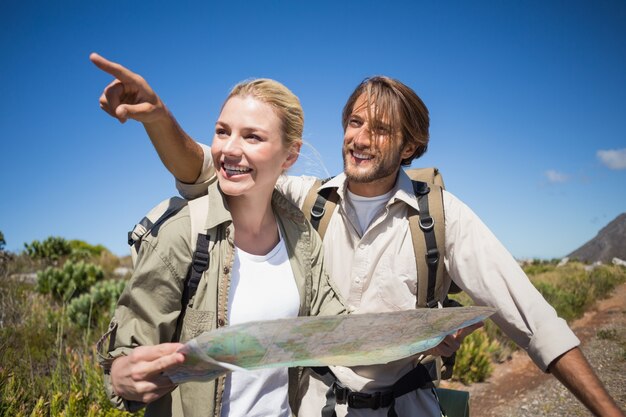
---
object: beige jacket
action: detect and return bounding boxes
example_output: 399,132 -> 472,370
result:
97,180 -> 346,417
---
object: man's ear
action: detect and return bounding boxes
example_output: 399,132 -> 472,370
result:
282,142 -> 301,170
400,141 -> 418,160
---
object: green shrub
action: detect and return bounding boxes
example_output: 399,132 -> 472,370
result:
68,240 -> 108,258
36,260 -> 104,301
0,348 -> 139,417
24,237 -> 73,264
0,276 -> 137,416
589,264 -> 626,299
68,279 -> 126,328
532,263 -> 626,322
452,328 -> 499,384
522,258 -> 558,276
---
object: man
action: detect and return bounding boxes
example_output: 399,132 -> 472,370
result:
92,53 -> 624,417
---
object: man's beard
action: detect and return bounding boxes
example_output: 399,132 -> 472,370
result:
342,147 -> 401,184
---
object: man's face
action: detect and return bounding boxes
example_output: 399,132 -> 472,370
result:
342,94 -> 414,196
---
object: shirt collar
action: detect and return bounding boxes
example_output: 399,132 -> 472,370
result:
318,169 -> 420,211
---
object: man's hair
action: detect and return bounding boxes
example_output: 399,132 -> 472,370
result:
226,78 -> 304,151
341,76 -> 429,166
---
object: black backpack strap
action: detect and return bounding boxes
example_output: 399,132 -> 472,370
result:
302,177 -> 339,239
183,232 -> 211,307
173,232 -> 211,342
409,180 -> 443,308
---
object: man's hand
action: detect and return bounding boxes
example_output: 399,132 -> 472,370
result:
90,52 -> 167,124
425,321 -> 484,357
110,343 -> 185,404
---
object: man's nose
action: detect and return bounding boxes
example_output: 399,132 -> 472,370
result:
353,127 -> 371,148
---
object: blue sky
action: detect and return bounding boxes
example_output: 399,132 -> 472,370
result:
1,0 -> 625,259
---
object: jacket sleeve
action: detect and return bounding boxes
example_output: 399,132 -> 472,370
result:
176,142 -> 214,199
443,190 -> 580,371
96,212 -> 193,410
307,221 -> 347,317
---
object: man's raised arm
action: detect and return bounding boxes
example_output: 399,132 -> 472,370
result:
90,53 -> 204,184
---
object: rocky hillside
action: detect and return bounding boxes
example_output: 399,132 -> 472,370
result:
568,212 -> 626,263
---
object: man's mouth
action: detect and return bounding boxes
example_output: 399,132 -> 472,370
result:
352,151 -> 374,161
223,163 -> 252,176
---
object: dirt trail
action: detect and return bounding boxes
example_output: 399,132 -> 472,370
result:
442,282 -> 626,416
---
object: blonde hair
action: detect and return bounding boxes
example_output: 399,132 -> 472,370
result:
342,76 -> 429,166
226,79 -> 304,151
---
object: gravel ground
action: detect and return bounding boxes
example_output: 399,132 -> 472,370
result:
494,325 -> 626,417
454,282 -> 626,416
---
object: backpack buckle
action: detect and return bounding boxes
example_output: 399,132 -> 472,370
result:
310,206 -> 325,219
419,215 -> 434,231
425,248 -> 439,265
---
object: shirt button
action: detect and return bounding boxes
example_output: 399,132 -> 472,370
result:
218,318 -> 225,327
355,277 -> 361,284
223,266 -> 230,274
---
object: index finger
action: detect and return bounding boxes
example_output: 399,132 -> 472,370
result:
89,52 -> 136,82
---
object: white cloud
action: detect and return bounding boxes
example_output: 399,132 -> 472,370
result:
545,170 -> 569,183
597,148 -> 626,170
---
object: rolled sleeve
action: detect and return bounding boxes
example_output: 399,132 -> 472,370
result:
176,142 -> 213,199
528,316 -> 580,371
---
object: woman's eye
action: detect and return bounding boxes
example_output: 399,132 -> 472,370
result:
246,134 -> 262,142
216,128 -> 228,137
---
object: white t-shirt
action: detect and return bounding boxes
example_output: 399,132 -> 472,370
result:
220,236 -> 300,417
346,189 -> 394,235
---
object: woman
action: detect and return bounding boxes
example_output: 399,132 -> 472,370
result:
92,54 -> 345,417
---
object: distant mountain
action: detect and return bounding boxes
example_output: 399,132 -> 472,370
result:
568,213 -> 626,263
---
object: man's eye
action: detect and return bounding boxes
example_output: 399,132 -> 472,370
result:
216,128 -> 228,136
349,118 -> 362,127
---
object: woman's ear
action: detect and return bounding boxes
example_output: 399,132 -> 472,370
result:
282,142 -> 301,170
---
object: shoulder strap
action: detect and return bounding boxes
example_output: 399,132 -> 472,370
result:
409,181 -> 446,308
405,167 -> 455,307
302,177 -> 339,240
183,195 -> 213,307
128,197 -> 188,265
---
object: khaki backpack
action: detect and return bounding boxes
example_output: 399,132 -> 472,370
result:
301,167 -> 461,309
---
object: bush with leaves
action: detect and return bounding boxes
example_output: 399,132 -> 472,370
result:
452,328 -> 500,384
24,236 -> 73,264
522,258 -> 559,276
36,260 -> 104,301
68,279 -> 126,328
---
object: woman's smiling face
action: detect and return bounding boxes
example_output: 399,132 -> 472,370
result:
211,95 -> 295,199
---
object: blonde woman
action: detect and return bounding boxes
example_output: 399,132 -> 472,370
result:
92,54 -> 345,417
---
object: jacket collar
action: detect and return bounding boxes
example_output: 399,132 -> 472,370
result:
204,178 -> 233,230
202,176 -> 307,231
317,169 -> 420,212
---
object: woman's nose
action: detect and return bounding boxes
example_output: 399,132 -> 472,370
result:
222,135 -> 243,155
